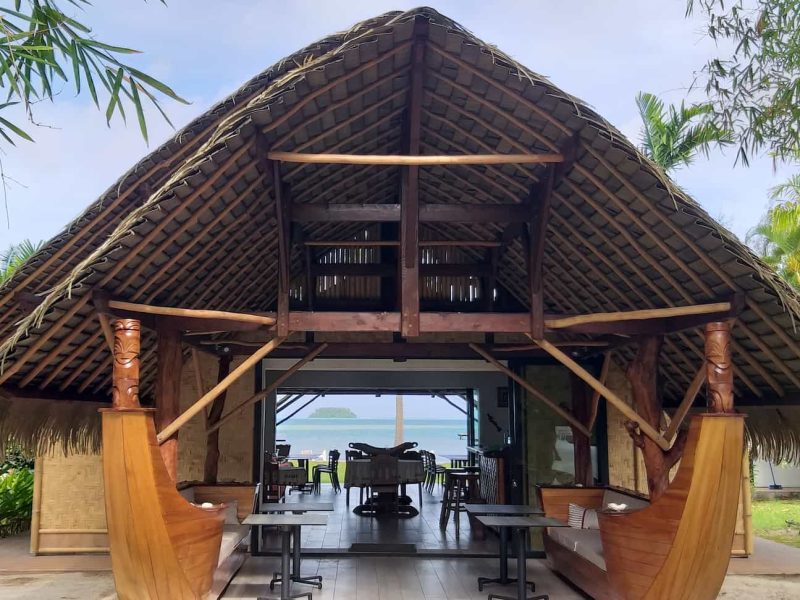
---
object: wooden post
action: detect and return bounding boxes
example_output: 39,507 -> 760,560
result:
528,171 -> 554,338
204,354 -> 232,483
273,160 -> 290,338
111,319 -> 141,409
400,16 -> 426,338
155,322 -> 182,482
705,321 -> 734,413
570,373 -> 593,486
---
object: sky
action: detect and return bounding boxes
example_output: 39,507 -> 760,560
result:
0,0 -> 795,251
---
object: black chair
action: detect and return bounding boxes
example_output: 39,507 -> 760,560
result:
275,443 -> 291,457
312,450 -> 341,493
425,450 -> 447,491
345,450 -> 366,506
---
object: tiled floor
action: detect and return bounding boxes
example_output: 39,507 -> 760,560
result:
258,484 -> 498,554
222,556 -> 587,600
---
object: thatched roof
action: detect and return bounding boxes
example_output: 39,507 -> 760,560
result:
0,7 -> 799,460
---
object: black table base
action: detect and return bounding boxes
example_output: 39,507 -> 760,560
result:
258,526 -> 311,600
352,491 -> 419,518
477,527 -> 536,593
268,526 -> 322,595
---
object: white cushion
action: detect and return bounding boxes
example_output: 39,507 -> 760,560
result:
549,527 -> 606,571
603,489 -> 649,511
567,503 -> 599,529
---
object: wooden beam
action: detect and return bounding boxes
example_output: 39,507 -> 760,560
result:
309,262 -> 491,277
400,17 -> 426,338
545,302 -> 733,330
106,298 -> 276,328
285,311 -> 532,333
664,365 -> 706,441
528,169 -> 554,339
588,351 -> 611,431
273,160 -> 290,338
207,343 -> 328,434
156,336 -> 286,443
97,312 -> 114,353
290,202 -> 532,223
530,336 -> 670,451
204,354 -> 232,483
155,322 -> 182,481
304,239 -> 501,248
468,343 -> 591,437
267,152 -> 564,166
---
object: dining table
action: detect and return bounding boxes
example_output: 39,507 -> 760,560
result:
474,514 -> 568,600
464,504 -> 544,592
345,458 -> 425,518
244,512 -> 328,600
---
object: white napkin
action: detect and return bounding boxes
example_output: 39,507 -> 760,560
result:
606,502 -> 628,511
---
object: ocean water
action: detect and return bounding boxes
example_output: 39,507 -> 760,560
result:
275,418 -> 467,458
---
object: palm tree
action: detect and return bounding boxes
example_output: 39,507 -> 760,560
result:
748,176 -> 800,289
0,239 -> 42,284
636,92 -> 732,172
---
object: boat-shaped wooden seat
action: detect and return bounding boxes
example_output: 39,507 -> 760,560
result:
102,408 -> 226,600
598,414 -> 744,599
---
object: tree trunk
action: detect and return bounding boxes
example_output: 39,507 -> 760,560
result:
569,373 -> 593,486
204,354 -> 232,484
626,335 -> 686,500
155,323 -> 182,482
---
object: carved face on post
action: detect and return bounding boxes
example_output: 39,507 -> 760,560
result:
112,319 -> 141,409
705,321 -> 734,413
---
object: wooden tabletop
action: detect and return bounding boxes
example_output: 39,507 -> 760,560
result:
476,515 -> 567,529
464,504 -> 544,516
244,513 -> 328,526
261,502 -> 334,512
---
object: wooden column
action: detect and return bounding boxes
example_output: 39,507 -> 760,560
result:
705,321 -> 734,413
155,322 -> 183,482
204,354 -> 232,483
273,160 -> 291,338
111,319 -> 141,409
570,373 -> 593,486
528,171 -> 554,339
400,16 -> 426,338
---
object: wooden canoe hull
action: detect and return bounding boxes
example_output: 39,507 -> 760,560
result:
102,409 -> 224,600
598,414 -> 744,600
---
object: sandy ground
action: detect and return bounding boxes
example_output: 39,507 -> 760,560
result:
2,571 -> 800,599
719,575 -> 800,599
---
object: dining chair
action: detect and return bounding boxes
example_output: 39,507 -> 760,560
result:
312,449 -> 341,493
344,450 -> 366,506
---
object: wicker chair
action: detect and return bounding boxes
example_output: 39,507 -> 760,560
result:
312,450 -> 341,493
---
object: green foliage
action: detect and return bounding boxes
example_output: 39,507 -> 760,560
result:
1,444 -> 35,474
635,91 -> 732,173
0,1 -> 187,145
308,407 -> 357,418
687,0 -> 800,164
0,238 -> 42,283
752,498 -> 800,548
748,172 -> 800,288
0,466 -> 34,537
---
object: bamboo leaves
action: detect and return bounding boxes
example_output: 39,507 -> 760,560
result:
0,0 -> 186,145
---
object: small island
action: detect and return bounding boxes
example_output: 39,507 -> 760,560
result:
308,407 -> 357,418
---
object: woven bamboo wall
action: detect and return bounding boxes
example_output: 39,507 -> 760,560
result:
177,351 -> 254,483
32,350 -> 255,554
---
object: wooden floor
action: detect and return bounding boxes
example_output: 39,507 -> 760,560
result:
258,484 -> 498,554
222,556 -> 587,600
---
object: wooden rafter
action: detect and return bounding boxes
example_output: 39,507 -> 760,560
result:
468,342 -> 590,437
291,202 -> 533,223
271,159 -> 291,337
665,365 -> 706,441
267,152 -> 564,165
530,336 -> 670,451
207,342 -> 328,434
156,336 -> 286,443
104,298 -> 276,330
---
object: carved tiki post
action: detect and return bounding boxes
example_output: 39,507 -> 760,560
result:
112,319 -> 141,409
705,321 -> 734,413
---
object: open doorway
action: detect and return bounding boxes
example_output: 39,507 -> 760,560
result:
253,359 -> 508,555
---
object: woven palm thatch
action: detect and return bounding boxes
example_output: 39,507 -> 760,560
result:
0,7 -> 798,460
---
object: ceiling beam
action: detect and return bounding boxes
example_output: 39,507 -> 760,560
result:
309,262 -> 491,278
268,152 -> 564,166
290,202 -> 532,223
